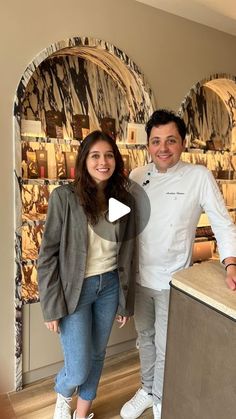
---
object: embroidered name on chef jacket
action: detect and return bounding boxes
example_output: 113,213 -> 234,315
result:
166,192 -> 185,195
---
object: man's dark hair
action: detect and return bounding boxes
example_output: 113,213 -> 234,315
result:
146,109 -> 187,143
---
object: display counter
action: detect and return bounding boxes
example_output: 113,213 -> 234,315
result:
162,260 -> 236,419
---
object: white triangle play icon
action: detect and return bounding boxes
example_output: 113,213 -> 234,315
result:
108,198 -> 131,222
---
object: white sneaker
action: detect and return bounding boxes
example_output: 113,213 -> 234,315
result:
53,393 -> 72,419
72,411 -> 94,419
120,388 -> 153,419
153,402 -> 162,419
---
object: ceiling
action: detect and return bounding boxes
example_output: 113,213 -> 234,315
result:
136,0 -> 236,36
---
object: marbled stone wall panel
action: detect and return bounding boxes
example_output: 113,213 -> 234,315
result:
21,263 -> 38,304
182,86 -> 231,150
22,224 -> 44,261
22,184 -> 58,221
180,75 -> 236,152
20,52 -> 154,142
205,79 -> 236,130
20,56 -> 130,141
119,145 -> 149,172
181,151 -> 234,175
15,229 -> 23,389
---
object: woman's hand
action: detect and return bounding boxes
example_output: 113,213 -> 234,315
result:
45,320 -> 60,333
116,315 -> 130,328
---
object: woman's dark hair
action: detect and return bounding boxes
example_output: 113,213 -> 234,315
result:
74,130 -> 129,224
146,109 -> 187,143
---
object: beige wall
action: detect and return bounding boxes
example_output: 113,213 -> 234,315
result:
0,0 -> 235,391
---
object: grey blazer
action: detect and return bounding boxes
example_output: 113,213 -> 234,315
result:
37,184 -> 136,321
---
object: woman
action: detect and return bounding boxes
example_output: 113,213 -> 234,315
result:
38,130 -> 136,419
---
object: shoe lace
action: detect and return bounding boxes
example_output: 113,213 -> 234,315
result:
130,389 -> 148,408
76,413 -> 94,419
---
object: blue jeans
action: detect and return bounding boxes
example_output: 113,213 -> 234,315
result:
55,270 -> 119,400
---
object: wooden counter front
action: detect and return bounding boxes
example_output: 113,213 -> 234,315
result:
162,261 -> 236,419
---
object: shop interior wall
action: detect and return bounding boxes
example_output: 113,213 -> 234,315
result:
0,0 -> 235,392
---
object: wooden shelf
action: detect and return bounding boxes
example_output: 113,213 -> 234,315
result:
216,179 -> 236,184
21,135 -> 80,145
195,237 -> 216,243
21,178 -> 72,185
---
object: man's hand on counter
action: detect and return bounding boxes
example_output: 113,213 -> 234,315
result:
224,257 -> 236,291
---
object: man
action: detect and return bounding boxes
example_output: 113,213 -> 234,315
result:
120,109 -> 236,419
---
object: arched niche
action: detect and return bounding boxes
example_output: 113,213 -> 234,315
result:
13,37 -> 155,390
14,37 -> 155,141
178,74 -> 236,226
179,74 -> 236,152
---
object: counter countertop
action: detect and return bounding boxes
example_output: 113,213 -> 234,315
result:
171,260 -> 236,320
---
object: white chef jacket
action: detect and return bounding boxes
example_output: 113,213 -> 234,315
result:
130,160 -> 236,290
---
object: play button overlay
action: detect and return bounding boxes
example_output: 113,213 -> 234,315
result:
90,180 -> 151,242
108,198 -> 131,222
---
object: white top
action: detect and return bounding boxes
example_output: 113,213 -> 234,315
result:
130,160 -> 236,290
85,217 -> 118,278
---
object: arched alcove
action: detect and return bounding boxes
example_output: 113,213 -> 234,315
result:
178,74 -> 236,264
179,74 -> 236,152
14,36 -> 155,390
